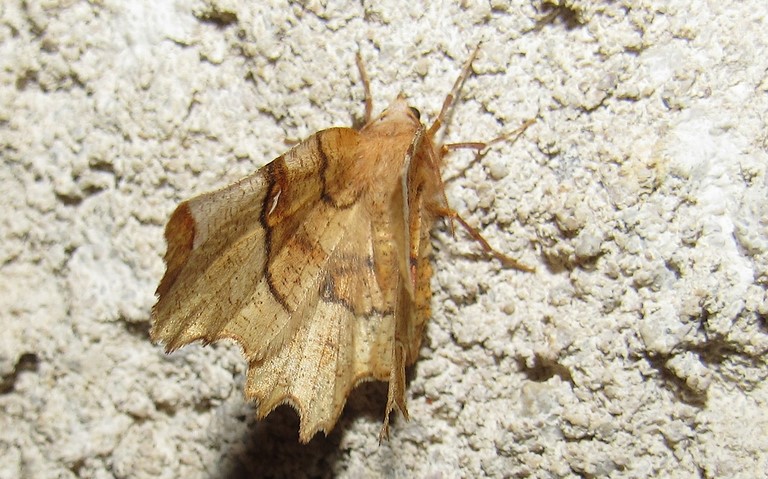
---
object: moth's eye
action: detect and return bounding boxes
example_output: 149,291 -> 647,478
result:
409,107 -> 421,120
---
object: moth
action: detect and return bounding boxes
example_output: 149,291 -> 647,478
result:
150,46 -> 532,443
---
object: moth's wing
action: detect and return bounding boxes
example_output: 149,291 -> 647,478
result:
151,128 -> 354,352
376,130 -> 439,438
244,206 -> 402,442
150,127 -> 411,442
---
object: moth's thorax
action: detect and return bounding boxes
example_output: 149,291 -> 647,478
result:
355,96 -> 435,207
360,94 -> 421,138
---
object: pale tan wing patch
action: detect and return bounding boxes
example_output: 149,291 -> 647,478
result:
152,128 -> 358,351
244,286 -> 398,442
152,127 -> 411,442
242,198 -> 405,441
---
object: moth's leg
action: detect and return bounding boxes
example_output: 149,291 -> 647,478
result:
439,117 -> 535,193
427,44 -> 482,137
355,51 -> 374,125
428,203 -> 535,272
424,118 -> 535,243
443,118 -> 535,154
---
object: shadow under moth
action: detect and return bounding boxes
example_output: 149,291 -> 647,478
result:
151,45 -> 533,443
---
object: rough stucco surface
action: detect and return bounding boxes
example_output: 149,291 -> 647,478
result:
2,0 -> 767,477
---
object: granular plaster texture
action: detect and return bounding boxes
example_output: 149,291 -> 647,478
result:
1,1 -> 767,478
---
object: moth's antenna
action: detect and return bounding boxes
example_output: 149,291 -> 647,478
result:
427,44 -> 482,137
356,50 -> 374,125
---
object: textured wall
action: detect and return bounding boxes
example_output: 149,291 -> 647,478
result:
2,1 -> 767,477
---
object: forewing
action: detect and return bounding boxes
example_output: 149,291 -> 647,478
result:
244,206 -> 402,441
151,127 -> 410,442
151,129 -> 352,350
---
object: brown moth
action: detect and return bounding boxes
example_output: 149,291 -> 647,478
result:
150,46 -> 532,443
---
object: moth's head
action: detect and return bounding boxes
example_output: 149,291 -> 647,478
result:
362,93 -> 422,133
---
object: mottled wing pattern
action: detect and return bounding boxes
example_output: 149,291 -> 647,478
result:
151,127 -> 425,442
